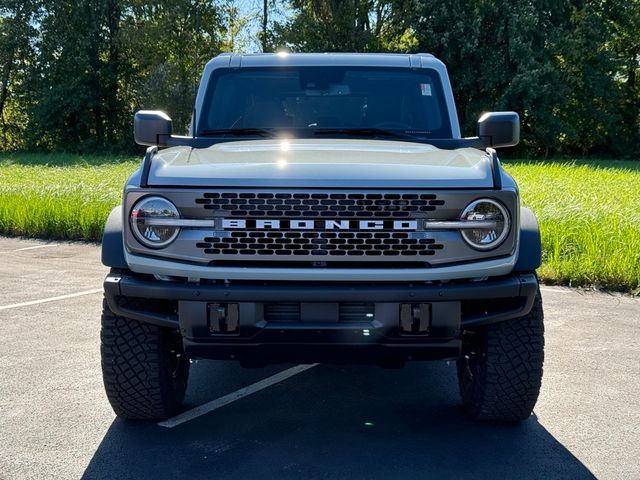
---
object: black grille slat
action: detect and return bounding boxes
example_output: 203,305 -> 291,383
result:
199,230 -> 442,257
264,303 -> 375,322
264,303 -> 300,322
198,192 -> 444,218
339,303 -> 375,322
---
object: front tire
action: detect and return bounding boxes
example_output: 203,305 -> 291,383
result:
100,298 -> 189,420
457,288 -> 544,422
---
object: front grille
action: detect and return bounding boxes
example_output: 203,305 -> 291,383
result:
190,190 -> 448,260
195,192 -> 445,218
196,231 -> 444,257
126,188 -> 519,267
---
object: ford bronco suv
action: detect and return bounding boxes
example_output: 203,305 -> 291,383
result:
101,53 -> 544,422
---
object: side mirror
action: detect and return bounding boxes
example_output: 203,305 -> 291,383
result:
134,110 -> 172,146
477,111 -> 520,148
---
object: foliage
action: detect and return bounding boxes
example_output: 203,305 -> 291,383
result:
410,0 -> 574,149
0,0 -> 638,156
0,0 -> 250,152
274,0 -> 383,51
121,0 -> 225,135
273,0 -> 640,157
0,0 -> 39,150
25,0 -> 129,151
604,0 -> 640,155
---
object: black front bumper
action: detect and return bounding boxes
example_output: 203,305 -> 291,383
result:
104,272 -> 538,365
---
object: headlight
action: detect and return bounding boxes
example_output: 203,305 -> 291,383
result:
130,196 -> 180,248
459,199 -> 510,250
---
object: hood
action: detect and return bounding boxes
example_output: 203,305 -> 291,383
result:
147,139 -> 494,188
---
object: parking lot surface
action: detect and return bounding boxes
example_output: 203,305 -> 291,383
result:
0,236 -> 638,479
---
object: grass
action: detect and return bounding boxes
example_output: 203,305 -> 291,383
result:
503,160 -> 640,293
0,153 -> 138,241
0,152 -> 638,292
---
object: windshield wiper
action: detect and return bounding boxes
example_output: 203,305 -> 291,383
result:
312,128 -> 416,139
198,128 -> 278,138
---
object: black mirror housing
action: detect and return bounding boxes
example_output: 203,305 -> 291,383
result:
134,110 -> 172,146
477,111 -> 520,148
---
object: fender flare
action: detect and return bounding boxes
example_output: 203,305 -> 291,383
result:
514,207 -> 542,272
101,206 -> 128,269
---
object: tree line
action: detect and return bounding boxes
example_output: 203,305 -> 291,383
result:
0,0 -> 638,157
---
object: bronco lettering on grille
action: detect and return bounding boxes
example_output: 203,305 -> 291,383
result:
221,219 -> 419,231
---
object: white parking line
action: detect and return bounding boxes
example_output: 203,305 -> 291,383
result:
0,288 -> 103,311
158,363 -> 319,428
0,244 -> 60,254
13,244 -> 59,252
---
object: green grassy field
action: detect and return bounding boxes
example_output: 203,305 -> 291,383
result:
0,152 -> 638,292
504,160 -> 640,292
0,153 -> 138,241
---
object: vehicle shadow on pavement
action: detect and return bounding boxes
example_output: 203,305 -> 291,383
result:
82,361 -> 595,480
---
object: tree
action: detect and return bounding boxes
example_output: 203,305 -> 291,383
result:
25,0 -> 132,150
274,0 -> 384,52
555,1 -> 621,154
604,0 -> 640,154
121,0 -> 225,135
411,0 -> 576,153
22,0 -> 233,151
219,0 -> 253,52
1,0 -> 637,156
0,0 -> 39,150
262,0 -> 269,52
276,0 -> 638,156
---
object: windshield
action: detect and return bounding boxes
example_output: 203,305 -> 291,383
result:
198,67 -> 452,139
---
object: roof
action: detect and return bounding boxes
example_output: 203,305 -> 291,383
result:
210,52 -> 442,69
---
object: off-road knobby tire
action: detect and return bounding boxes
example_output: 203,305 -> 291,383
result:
457,288 -> 544,422
100,298 -> 189,420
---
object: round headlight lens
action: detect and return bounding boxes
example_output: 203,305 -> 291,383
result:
130,196 -> 180,248
460,199 -> 510,250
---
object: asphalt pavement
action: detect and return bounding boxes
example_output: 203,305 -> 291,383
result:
0,236 -> 638,480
